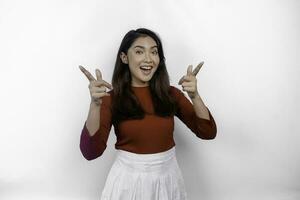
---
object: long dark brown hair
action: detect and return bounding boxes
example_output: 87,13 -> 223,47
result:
111,28 -> 177,127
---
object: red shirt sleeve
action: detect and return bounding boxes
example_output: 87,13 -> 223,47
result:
170,86 -> 217,139
79,93 -> 113,160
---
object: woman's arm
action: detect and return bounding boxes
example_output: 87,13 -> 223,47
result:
190,94 -> 210,120
171,86 -> 217,139
80,93 -> 113,160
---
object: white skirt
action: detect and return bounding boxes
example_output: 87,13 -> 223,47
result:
100,146 -> 188,200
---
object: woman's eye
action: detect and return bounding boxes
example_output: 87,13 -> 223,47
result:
135,50 -> 157,55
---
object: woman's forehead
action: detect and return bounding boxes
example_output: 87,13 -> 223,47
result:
131,36 -> 157,49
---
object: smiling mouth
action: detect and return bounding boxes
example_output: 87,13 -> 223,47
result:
140,65 -> 153,70
140,65 -> 153,75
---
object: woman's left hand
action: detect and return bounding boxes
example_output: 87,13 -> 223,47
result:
178,61 -> 204,99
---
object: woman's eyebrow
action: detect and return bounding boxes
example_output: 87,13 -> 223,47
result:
134,45 -> 158,49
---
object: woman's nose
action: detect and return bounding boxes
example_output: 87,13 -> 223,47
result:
144,52 -> 152,62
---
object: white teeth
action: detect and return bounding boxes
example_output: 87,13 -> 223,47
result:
140,66 -> 152,70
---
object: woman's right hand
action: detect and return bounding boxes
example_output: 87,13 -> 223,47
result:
79,65 -> 113,106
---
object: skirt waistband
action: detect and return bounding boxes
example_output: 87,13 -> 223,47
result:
115,146 -> 176,173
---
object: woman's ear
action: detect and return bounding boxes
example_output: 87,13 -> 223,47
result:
120,52 -> 128,64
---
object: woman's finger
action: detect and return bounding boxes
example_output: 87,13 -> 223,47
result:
192,61 -> 204,76
91,87 -> 106,93
178,62 -> 203,85
92,93 -> 110,99
181,81 -> 194,87
92,80 -> 112,89
79,65 -> 96,82
96,69 -> 102,80
178,76 -> 184,85
182,86 -> 194,92
187,65 -> 193,76
101,79 -> 113,89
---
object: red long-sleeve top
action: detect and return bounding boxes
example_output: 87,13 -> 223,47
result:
80,85 -> 217,160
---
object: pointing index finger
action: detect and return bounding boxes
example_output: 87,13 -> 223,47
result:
79,65 -> 96,82
192,61 -> 204,76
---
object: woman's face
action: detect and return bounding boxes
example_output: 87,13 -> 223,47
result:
120,36 -> 160,87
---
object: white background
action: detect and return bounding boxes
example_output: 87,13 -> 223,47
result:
0,0 -> 299,199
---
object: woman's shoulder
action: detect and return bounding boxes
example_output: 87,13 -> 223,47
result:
169,85 -> 179,92
169,85 -> 184,98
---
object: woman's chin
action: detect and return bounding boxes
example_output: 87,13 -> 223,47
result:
138,75 -> 153,82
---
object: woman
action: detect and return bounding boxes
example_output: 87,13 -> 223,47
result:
79,28 -> 217,200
